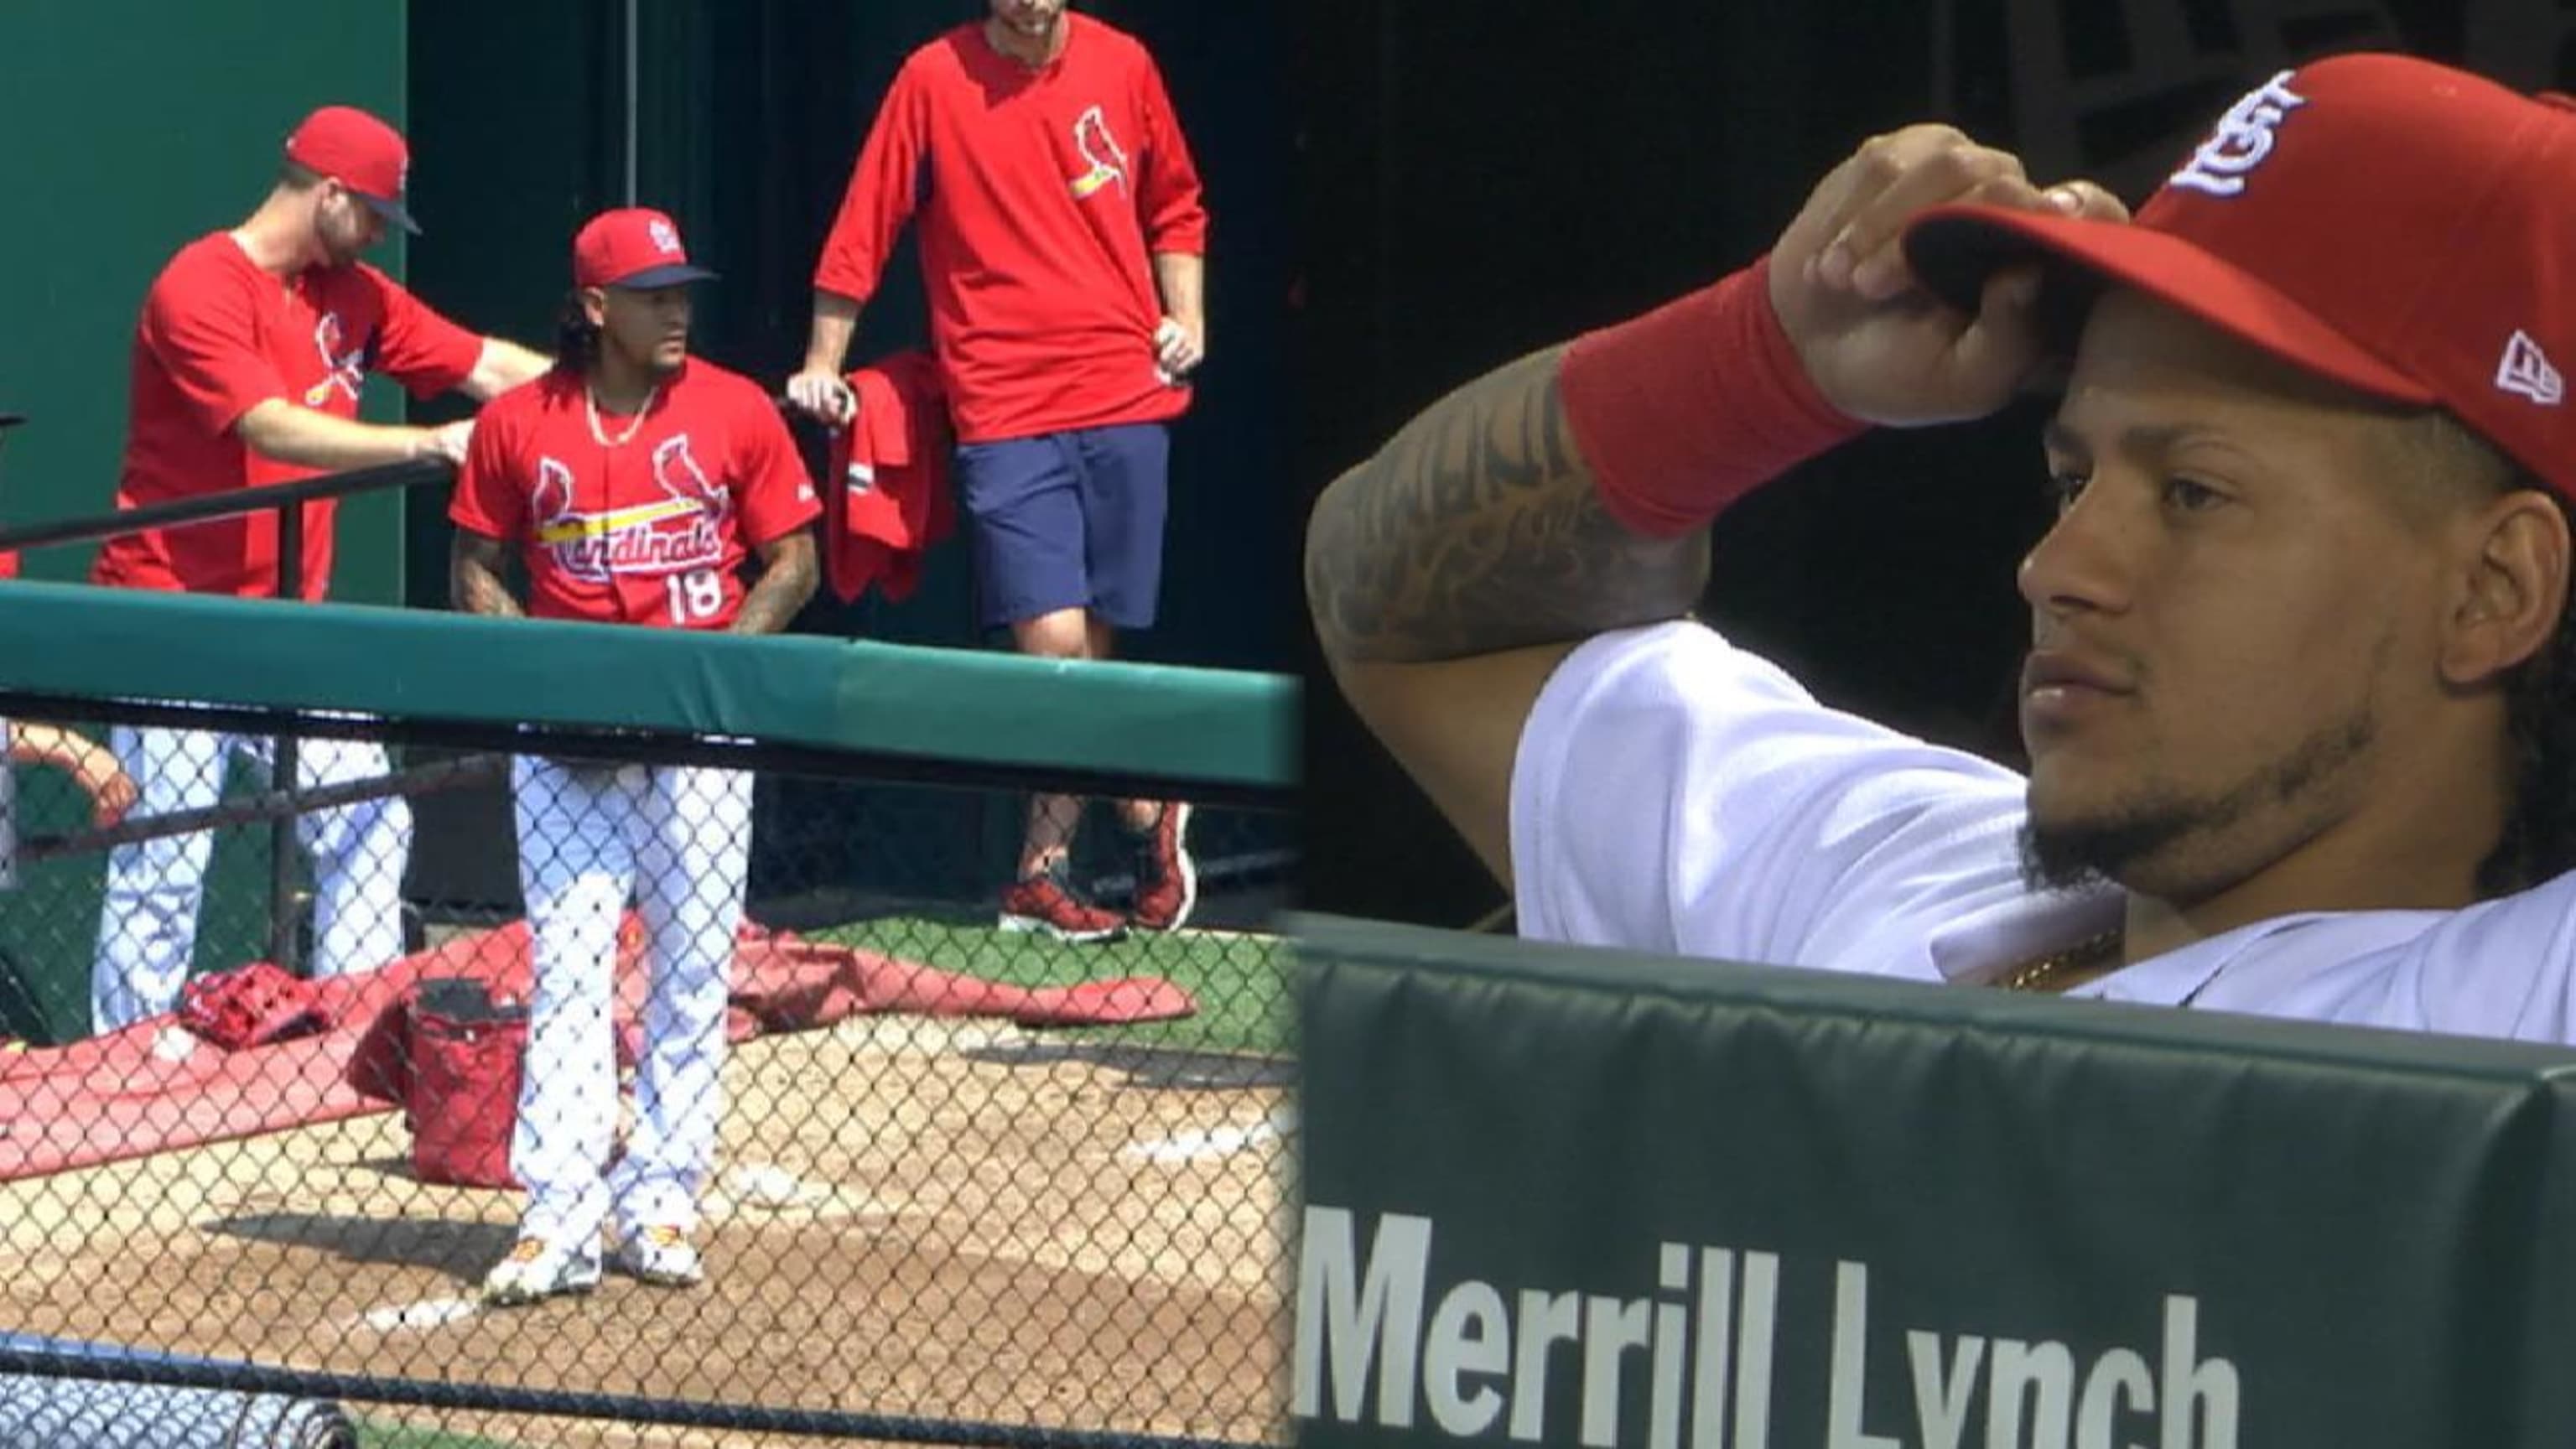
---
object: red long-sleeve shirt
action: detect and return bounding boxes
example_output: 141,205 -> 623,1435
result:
813,15 -> 1209,445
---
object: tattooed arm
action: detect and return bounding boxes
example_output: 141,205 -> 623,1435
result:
450,530 -> 524,619
1304,347 -> 1707,883
1306,345 -> 1710,665
1304,127 -> 2129,886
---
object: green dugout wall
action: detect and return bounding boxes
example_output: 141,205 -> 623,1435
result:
0,1 -> 413,601
1293,914 -> 2576,1447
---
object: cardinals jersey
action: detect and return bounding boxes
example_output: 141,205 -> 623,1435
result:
449,361 -> 819,629
96,232 -> 483,600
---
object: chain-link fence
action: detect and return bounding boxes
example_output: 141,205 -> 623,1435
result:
0,623 -> 1296,1447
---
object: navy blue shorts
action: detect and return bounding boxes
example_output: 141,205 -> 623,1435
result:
952,423 -> 1169,632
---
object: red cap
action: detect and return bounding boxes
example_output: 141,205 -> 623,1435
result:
573,208 -> 720,291
282,105 -> 418,236
1904,53 -> 2576,500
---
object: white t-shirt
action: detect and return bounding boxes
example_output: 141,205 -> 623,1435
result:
1510,620 -> 2576,1043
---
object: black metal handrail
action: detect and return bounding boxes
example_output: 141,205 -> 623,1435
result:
0,455 -> 454,556
0,454 -> 462,972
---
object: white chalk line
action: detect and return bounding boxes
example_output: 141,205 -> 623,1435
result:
1122,1107 -> 1296,1164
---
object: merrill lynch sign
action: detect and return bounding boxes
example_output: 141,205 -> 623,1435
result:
1293,1208 -> 2237,1449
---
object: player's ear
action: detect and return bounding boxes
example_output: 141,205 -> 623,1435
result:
2441,487 -> 2569,685
579,287 -> 610,330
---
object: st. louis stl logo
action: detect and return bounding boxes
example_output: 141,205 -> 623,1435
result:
2168,69 -> 2308,197
1069,105 -> 1130,200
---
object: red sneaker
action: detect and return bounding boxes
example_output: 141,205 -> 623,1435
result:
999,863 -> 1129,944
1129,802 -> 1197,932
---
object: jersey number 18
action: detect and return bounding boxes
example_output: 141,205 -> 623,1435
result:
665,569 -> 724,624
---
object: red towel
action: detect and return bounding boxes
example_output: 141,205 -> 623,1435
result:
823,351 -> 955,605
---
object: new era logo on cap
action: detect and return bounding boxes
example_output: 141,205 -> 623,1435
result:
2497,330 -> 2564,408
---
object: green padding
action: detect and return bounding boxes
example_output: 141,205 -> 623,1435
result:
1290,912 -> 2576,1448
0,581 -> 1293,790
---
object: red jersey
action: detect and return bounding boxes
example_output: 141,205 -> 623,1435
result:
93,233 -> 484,600
448,361 -> 821,630
813,14 -> 1210,444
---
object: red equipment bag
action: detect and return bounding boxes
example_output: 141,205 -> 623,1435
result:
404,977 -> 529,1189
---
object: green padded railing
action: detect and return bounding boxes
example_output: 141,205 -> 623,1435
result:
0,579 -> 1296,792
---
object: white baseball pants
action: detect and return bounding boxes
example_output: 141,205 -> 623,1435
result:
506,756 -> 751,1248
92,725 -> 413,1032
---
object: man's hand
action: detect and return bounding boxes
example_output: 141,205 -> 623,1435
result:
415,418 -> 474,468
75,751 -> 138,828
1154,315 -> 1205,385
1767,125 -> 2128,428
786,368 -> 858,427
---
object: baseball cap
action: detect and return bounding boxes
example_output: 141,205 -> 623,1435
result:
573,208 -> 720,291
283,105 -> 418,236
1903,53 -> 2576,501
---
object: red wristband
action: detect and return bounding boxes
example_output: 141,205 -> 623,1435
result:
1559,254 -> 1867,538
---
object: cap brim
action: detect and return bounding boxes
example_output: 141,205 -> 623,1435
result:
606,264 -> 720,289
351,190 -> 422,236
1901,203 -> 2434,405
0,413 -> 23,432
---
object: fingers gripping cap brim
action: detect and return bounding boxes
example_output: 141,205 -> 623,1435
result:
1900,202 -> 2434,406
351,190 -> 422,236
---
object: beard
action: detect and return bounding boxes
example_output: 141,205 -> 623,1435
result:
2019,704 -> 2379,898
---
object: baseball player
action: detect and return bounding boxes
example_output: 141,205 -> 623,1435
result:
88,104 -> 551,1033
785,0 -> 1208,942
1309,53 -> 2576,1041
449,207 -> 820,1306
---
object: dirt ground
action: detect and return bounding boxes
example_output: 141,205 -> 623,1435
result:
0,1011 -> 1296,1447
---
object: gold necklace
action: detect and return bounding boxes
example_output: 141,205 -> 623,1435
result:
585,381 -> 659,448
1997,927 -> 2124,993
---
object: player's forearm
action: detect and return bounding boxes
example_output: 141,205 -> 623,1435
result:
1304,343 -> 1707,666
462,338 -> 553,401
730,537 -> 818,636
449,538 -> 524,619
235,400 -> 454,473
800,294 -> 864,376
1152,252 -> 1204,328
8,722 -> 98,776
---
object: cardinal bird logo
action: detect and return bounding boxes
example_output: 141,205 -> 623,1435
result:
1068,105 -> 1130,200
303,312 -> 369,407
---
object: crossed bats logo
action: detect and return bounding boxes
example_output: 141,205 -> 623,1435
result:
529,434 -> 730,582
1069,105 -> 1130,200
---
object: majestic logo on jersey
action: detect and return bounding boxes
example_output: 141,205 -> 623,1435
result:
529,434 -> 730,582
1069,105 -> 1131,200
2168,70 -> 2308,197
302,311 -> 371,407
